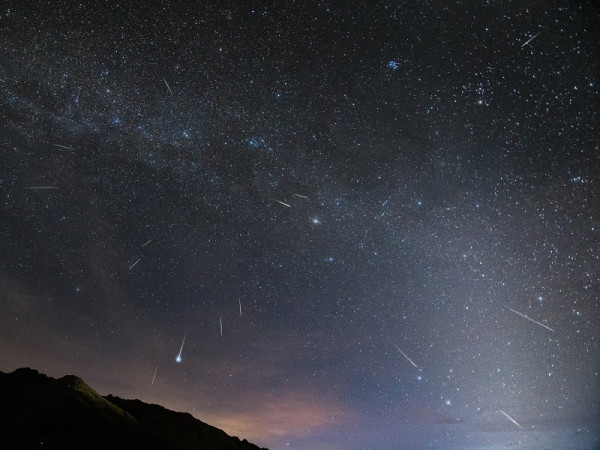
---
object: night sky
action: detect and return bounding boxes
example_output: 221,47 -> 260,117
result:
1,2 -> 599,449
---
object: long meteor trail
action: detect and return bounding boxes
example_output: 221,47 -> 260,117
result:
393,344 -> 418,369
128,258 -> 141,270
175,330 -> 187,363
499,410 -> 524,429
505,305 -> 555,332
521,31 -> 541,48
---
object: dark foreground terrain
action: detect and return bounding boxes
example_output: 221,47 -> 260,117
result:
0,368 -> 267,450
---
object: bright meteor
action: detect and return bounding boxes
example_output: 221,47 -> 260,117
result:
271,197 -> 292,208
175,330 -> 187,363
521,31 -> 541,48
499,409 -> 524,429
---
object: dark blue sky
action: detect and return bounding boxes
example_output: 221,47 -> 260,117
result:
1,2 -> 598,448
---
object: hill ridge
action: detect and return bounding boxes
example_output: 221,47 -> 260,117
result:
0,367 -> 267,450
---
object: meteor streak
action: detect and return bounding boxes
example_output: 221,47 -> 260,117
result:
25,186 -> 58,190
141,239 -> 152,248
499,409 -> 524,429
271,197 -> 292,208
53,144 -> 73,150
220,316 -> 223,336
163,78 -> 174,95
239,299 -> 242,317
151,363 -> 159,385
175,330 -> 187,363
393,344 -> 418,369
293,193 -> 308,199
128,258 -> 141,270
521,31 -> 541,48
505,305 -> 555,332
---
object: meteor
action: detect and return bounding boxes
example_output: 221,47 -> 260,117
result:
25,186 -> 57,190
53,144 -> 73,150
151,363 -> 159,385
499,409 -> 523,429
393,344 -> 418,369
141,239 -> 152,248
521,31 -> 541,48
504,305 -> 554,332
239,299 -> 242,317
128,258 -> 141,270
293,193 -> 308,199
175,330 -> 187,363
163,78 -> 174,95
220,316 -> 223,336
271,197 -> 292,208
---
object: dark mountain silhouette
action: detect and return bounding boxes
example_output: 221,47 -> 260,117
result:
0,367 -> 267,450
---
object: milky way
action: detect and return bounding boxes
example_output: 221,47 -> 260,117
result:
1,2 -> 599,448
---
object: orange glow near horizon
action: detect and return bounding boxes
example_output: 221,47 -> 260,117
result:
188,388 -> 356,446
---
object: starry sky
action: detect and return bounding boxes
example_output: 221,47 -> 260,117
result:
1,2 -> 599,449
